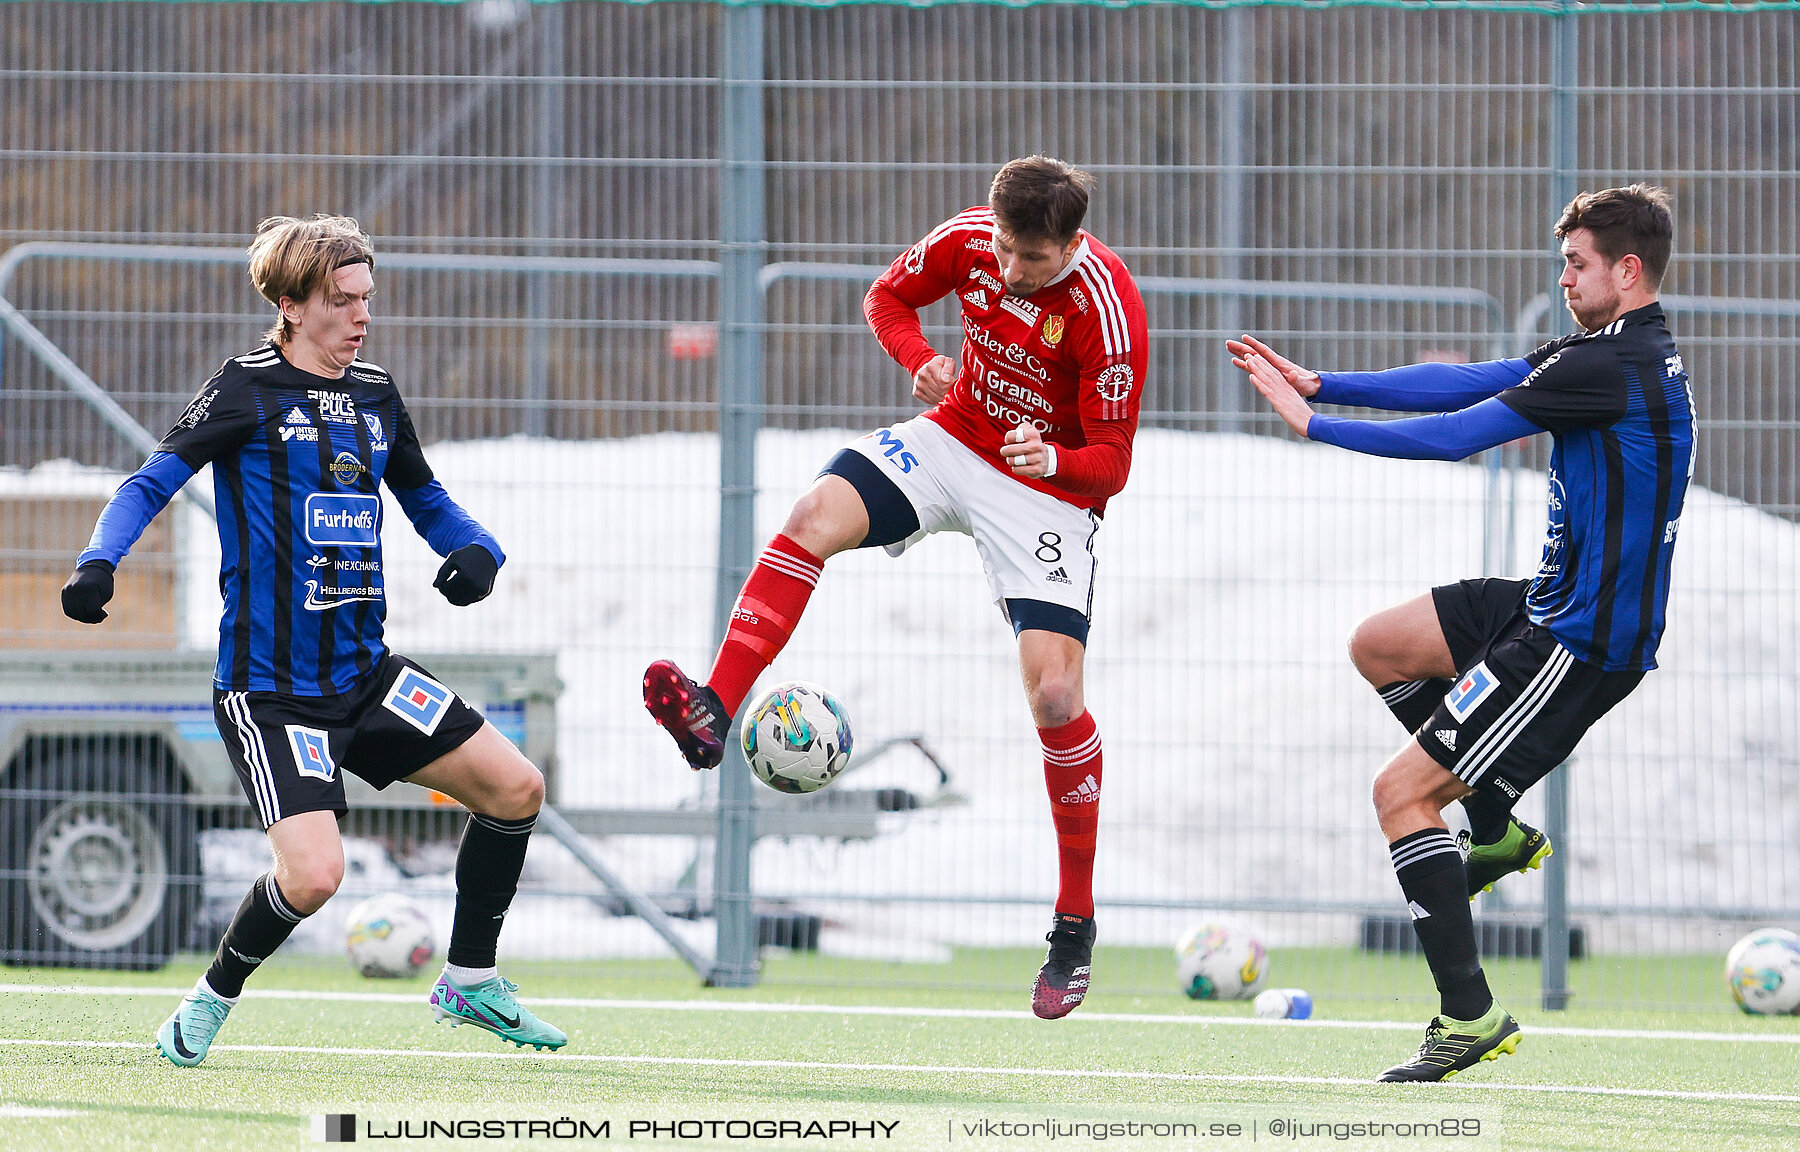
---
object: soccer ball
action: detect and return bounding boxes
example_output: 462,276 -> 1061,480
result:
1724,929 -> 1800,1015
739,681 -> 853,794
1175,920 -> 1268,1001
344,894 -> 435,979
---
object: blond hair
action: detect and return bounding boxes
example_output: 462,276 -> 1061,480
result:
247,215 -> 375,346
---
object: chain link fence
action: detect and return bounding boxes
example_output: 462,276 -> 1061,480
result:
2,0 -> 1796,1013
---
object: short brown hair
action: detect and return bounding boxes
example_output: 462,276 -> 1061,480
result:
989,156 -> 1095,245
1556,184 -> 1674,290
247,215 -> 375,346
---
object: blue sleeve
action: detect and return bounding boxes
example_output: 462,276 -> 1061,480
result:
77,452 -> 198,567
1307,396 -> 1546,461
390,479 -> 504,566
1315,358 -> 1534,412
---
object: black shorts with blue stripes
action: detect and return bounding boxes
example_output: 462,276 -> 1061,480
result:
1422,578 -> 1644,803
212,652 -> 485,829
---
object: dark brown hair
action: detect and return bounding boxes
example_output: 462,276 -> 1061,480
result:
1556,184 -> 1674,290
247,214 -> 376,345
989,156 -> 1095,245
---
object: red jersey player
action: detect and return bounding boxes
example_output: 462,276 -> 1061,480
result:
644,156 -> 1148,1018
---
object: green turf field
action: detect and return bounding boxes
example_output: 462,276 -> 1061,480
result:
3,947 -> 1796,1151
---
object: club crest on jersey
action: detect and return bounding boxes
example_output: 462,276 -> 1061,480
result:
1041,315 -> 1065,346
903,240 -> 927,275
308,389 -> 358,424
285,725 -> 337,781
363,411 -> 387,451
1445,662 -> 1500,723
383,668 -> 456,736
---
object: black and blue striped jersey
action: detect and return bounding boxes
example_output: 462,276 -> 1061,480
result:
1499,304 -> 1694,671
79,343 -> 501,694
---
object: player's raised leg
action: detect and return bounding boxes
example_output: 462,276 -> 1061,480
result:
1371,741 -> 1519,1081
644,470 -> 876,770
407,723 -> 566,1051
156,809 -> 341,1067
1016,621 -> 1104,1019
1351,588 -> 1548,894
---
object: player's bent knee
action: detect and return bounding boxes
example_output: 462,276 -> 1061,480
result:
1027,678 -> 1083,729
277,860 -> 345,915
482,759 -> 545,820
1347,616 -> 1402,683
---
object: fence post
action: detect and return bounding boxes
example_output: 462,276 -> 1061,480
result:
1215,6 -> 1252,427
708,0 -> 766,989
1539,0 -> 1580,1010
525,2 -> 565,440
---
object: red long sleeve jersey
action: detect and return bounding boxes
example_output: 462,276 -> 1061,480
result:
863,206 -> 1149,515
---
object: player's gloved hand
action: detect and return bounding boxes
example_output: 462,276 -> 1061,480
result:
61,559 -> 116,624
433,543 -> 498,606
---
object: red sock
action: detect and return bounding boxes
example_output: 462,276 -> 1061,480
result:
1040,710 -> 1102,919
707,534 -> 823,715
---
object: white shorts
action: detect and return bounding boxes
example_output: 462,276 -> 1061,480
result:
842,416 -> 1100,624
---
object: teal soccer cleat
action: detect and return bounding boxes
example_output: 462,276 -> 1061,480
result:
155,982 -> 235,1067
430,975 -> 567,1051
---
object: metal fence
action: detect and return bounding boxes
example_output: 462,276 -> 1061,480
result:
1,0 -> 1797,1015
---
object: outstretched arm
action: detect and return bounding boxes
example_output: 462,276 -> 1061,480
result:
1237,346 -> 1543,461
1307,399 -> 1545,461
1228,333 -> 1531,413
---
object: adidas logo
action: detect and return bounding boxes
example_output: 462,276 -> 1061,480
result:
1435,729 -> 1458,751
1046,566 -> 1072,585
1407,900 -> 1432,921
1060,774 -> 1101,804
285,407 -> 310,425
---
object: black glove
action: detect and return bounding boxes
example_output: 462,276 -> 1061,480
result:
61,559 -> 116,624
433,543 -> 498,606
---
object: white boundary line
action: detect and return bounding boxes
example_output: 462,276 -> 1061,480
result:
6,1038 -> 1799,1105
6,984 -> 1798,1046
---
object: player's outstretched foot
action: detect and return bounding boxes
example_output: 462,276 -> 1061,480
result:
1032,912 -> 1095,1019
1464,817 -> 1552,898
643,659 -> 730,771
154,980 -> 234,1067
1376,1002 -> 1520,1082
430,975 -> 567,1051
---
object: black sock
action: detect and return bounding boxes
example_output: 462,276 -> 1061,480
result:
1390,828 -> 1493,1021
1378,678 -> 1453,733
1460,791 -> 1514,846
447,812 -> 536,968
204,872 -> 306,999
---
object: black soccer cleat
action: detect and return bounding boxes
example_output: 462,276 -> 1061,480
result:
1032,912 -> 1096,1019
1377,1003 -> 1521,1082
1464,817 -> 1553,898
643,659 -> 730,771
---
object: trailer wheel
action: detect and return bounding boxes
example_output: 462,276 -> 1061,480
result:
1,739 -> 200,970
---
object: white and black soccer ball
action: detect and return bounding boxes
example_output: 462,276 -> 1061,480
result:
739,681 -> 852,795
1175,920 -> 1268,1001
344,894 -> 436,979
1724,928 -> 1800,1015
